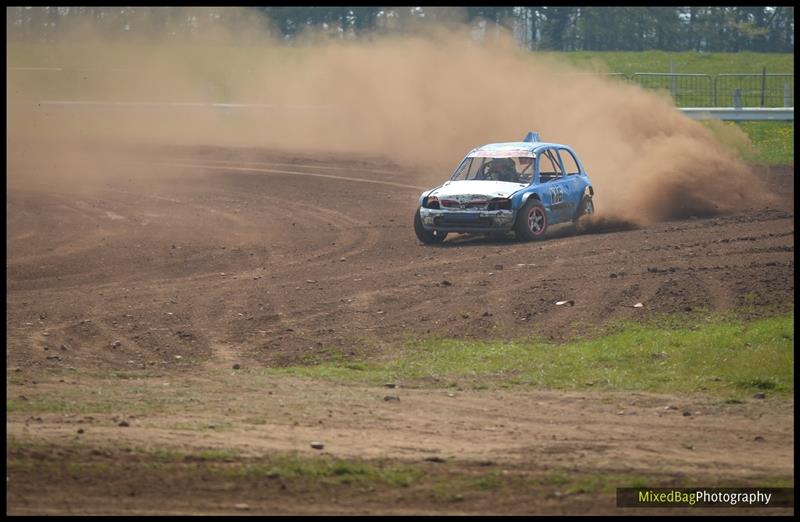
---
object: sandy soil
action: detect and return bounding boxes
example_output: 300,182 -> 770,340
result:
5,144 -> 795,514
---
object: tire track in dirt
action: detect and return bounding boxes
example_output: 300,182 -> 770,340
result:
252,209 -> 793,350
155,161 -> 428,191
224,221 -> 791,357
161,156 -> 408,176
7,182 -> 383,369
114,167 -> 386,365
147,162 -> 386,272
6,145 -> 794,369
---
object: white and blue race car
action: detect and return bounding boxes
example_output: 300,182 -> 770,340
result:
414,132 -> 595,244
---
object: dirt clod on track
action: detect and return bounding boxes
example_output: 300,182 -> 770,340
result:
5,143 -> 794,514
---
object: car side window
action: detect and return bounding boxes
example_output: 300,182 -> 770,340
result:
538,149 -> 563,183
517,156 -> 534,183
559,149 -> 581,176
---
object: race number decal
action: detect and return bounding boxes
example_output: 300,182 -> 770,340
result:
549,185 -> 565,205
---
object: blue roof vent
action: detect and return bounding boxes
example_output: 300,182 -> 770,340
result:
523,131 -> 541,143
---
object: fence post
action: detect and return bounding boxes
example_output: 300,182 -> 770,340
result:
670,61 -> 676,100
733,88 -> 742,110
785,83 -> 791,108
712,75 -> 717,107
761,67 -> 766,107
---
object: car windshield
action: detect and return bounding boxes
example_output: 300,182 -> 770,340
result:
451,156 -> 534,184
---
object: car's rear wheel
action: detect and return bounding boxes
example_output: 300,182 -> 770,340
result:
414,207 -> 447,244
514,199 -> 548,241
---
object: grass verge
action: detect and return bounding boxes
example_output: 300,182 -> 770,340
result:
702,120 -> 794,165
6,312 -> 793,418
266,312 -> 793,397
735,121 -> 794,165
7,437 -> 791,514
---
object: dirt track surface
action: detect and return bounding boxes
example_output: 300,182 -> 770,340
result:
5,144 -> 795,514
6,144 -> 794,370
6,379 -> 795,515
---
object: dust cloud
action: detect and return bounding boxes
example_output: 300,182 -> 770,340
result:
7,8 -> 766,224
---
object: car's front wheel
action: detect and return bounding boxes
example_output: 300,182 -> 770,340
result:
514,199 -> 548,241
574,195 -> 594,222
414,207 -> 447,244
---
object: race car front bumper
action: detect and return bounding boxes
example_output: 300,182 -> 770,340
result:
419,208 -> 516,233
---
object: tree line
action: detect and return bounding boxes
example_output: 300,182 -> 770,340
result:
6,6 -> 795,53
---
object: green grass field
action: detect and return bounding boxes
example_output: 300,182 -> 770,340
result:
701,120 -> 794,165
266,312 -> 794,399
733,121 -> 794,164
7,312 -> 792,419
545,50 -> 794,76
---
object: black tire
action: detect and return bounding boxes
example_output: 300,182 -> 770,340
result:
573,195 -> 595,222
414,206 -> 447,244
514,199 -> 548,241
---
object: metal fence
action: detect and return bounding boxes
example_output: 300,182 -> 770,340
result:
553,70 -> 793,117
714,73 -> 794,108
620,72 -> 793,108
679,108 -> 793,121
493,70 -> 792,108
605,72 -> 630,82
631,73 -> 714,107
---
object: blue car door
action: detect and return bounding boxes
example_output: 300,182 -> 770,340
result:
557,148 -> 584,219
539,148 -> 572,224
